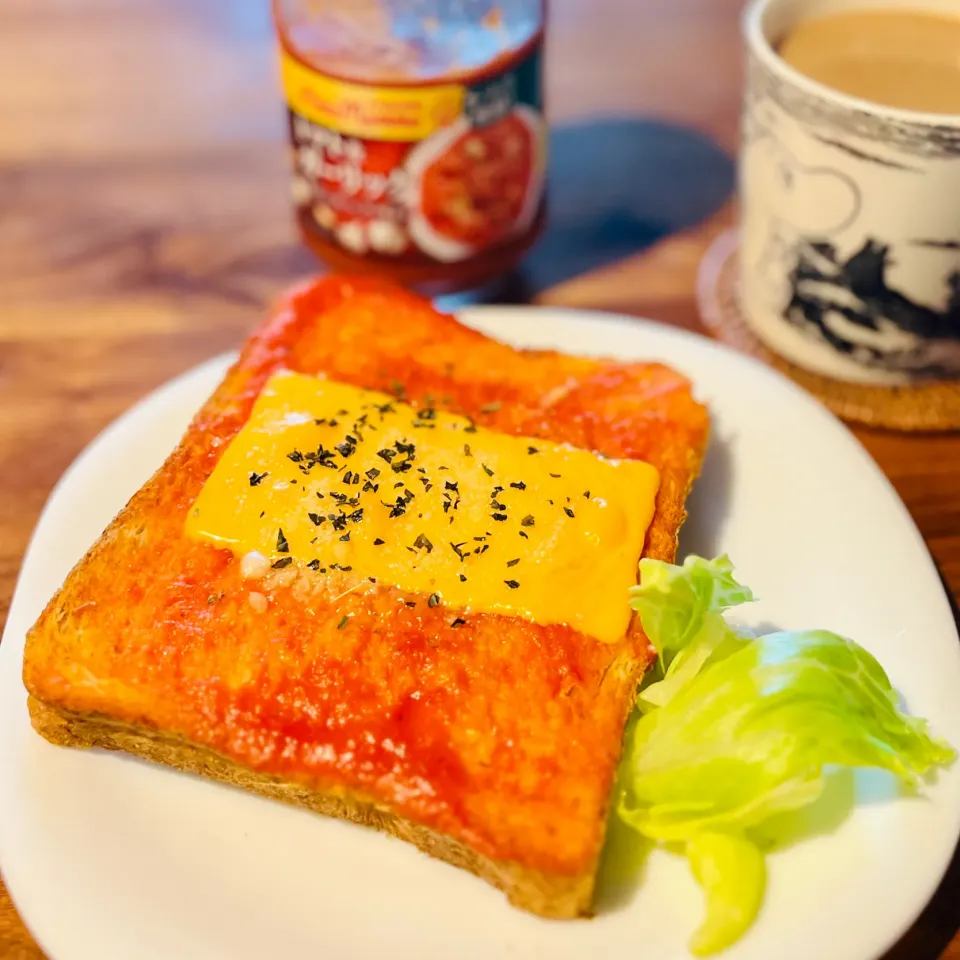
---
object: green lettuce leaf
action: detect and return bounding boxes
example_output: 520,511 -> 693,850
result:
617,555 -> 956,956
629,554 -> 754,665
686,832 -> 765,957
630,554 -> 753,711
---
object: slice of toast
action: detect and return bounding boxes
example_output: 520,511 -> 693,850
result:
23,277 -> 709,918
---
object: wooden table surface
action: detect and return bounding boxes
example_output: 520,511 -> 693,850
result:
1,1 -> 958,957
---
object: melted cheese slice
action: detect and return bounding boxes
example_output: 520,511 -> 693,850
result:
185,371 -> 660,643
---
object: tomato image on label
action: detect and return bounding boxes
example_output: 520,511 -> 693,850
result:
422,112 -> 535,248
406,106 -> 545,263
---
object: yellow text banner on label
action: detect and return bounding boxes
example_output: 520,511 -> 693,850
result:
279,49 -> 465,142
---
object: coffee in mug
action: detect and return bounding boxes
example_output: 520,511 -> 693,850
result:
778,9 -> 960,114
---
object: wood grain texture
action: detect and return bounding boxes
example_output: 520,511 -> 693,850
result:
0,0 -> 957,957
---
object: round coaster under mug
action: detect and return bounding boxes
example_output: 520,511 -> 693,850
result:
697,231 -> 960,432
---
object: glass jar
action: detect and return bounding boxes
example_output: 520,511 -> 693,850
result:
273,0 -> 547,294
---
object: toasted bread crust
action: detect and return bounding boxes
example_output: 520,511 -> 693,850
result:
23,277 -> 709,917
28,695 -> 592,918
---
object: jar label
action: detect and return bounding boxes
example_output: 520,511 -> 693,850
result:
279,41 -> 546,264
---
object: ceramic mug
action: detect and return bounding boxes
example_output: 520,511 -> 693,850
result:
739,0 -> 960,384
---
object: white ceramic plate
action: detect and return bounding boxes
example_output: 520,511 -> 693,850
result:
1,307 -> 958,960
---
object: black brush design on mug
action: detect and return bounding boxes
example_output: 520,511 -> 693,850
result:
782,237 -> 960,376
911,238 -> 960,250
747,103 -> 862,281
749,54 -> 960,159
747,102 -> 862,230
810,134 -> 923,172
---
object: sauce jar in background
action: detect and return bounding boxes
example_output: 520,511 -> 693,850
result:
272,0 -> 547,294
